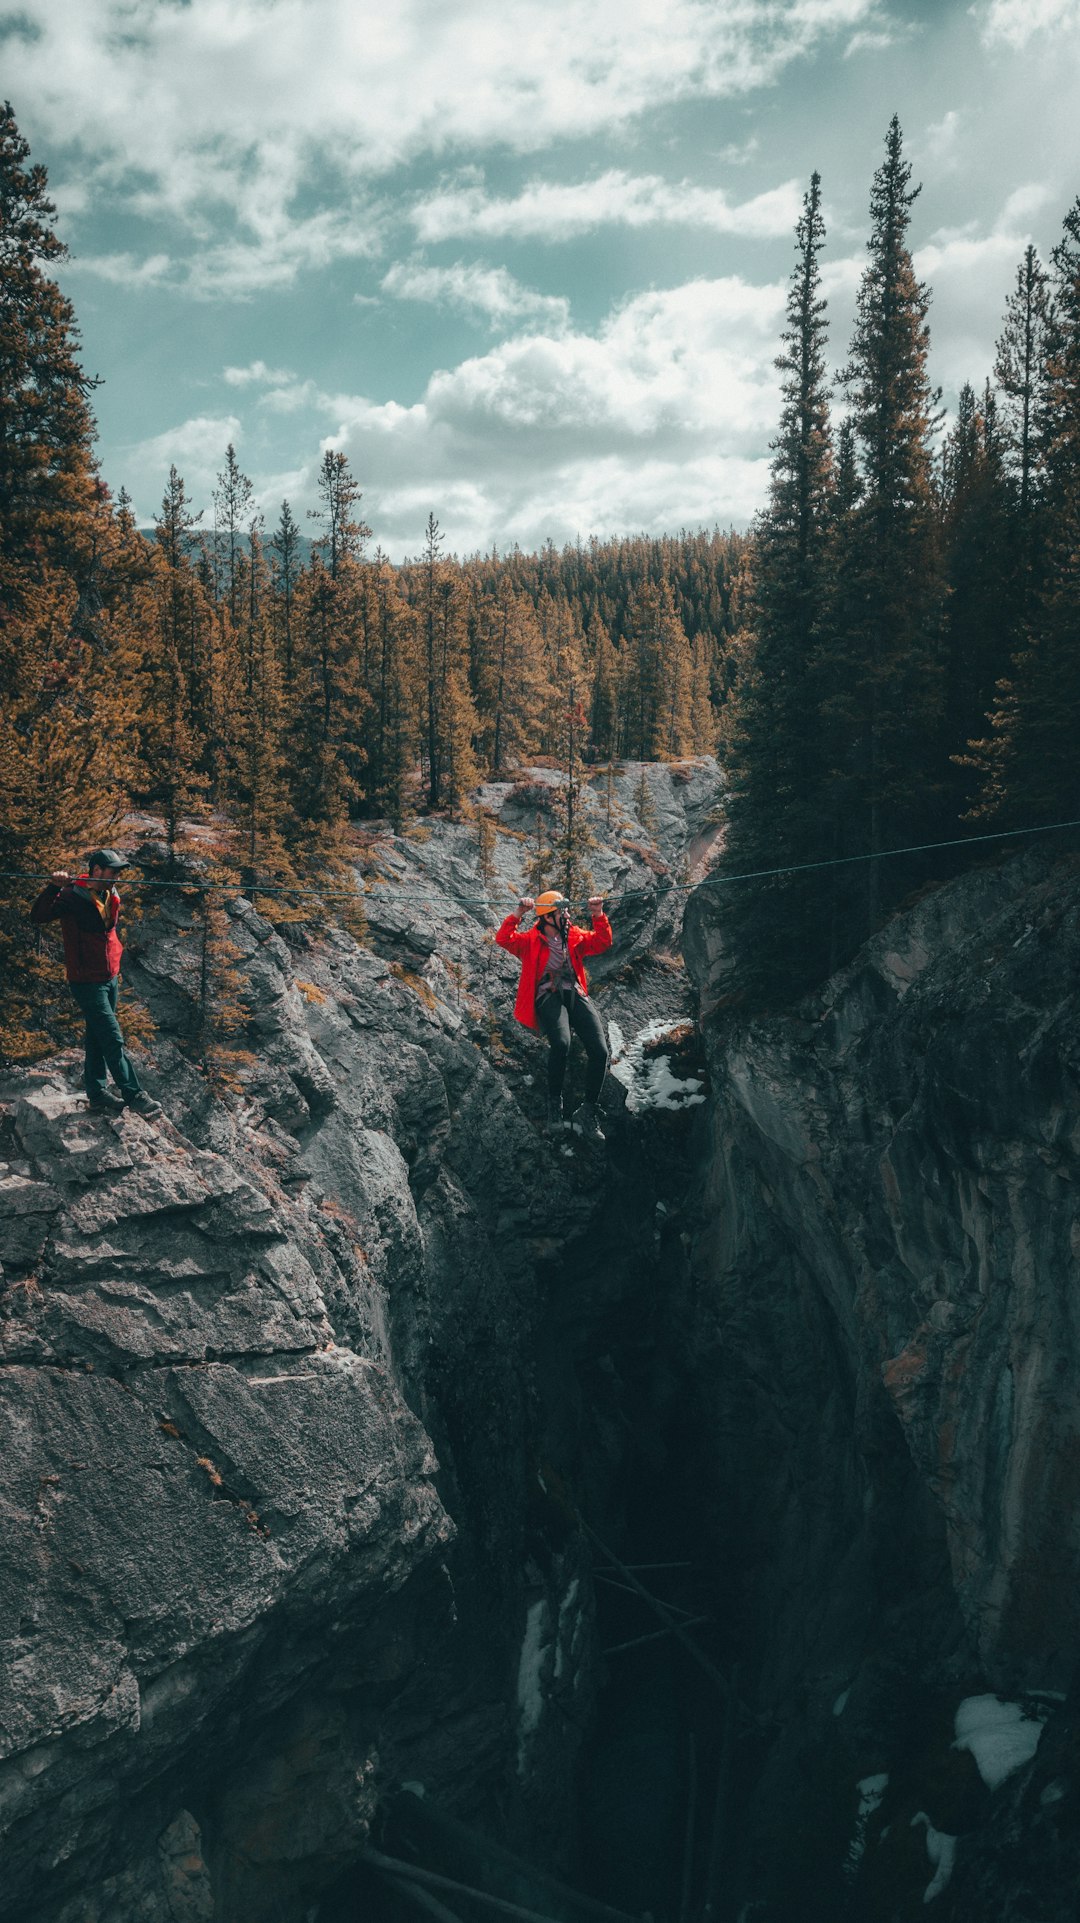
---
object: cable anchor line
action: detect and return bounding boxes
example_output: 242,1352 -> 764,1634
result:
5,812 -> 1079,910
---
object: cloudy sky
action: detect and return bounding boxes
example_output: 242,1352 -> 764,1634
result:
5,0 -> 1080,557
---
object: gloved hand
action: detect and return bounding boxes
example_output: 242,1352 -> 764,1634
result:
518,896 -> 535,914
587,896 -> 604,916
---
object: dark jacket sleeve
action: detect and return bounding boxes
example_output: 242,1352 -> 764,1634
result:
29,884 -> 66,925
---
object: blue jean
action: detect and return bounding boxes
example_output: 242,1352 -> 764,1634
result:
69,978 -> 143,1101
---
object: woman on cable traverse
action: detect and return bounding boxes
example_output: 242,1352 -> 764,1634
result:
495,889 -> 612,1137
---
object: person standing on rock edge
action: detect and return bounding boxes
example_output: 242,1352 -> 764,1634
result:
496,890 -> 612,1138
29,851 -> 160,1117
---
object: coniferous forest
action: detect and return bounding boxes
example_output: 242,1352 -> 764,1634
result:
3,99 -> 1080,1053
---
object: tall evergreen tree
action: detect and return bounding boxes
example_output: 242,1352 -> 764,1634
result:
621,578 -> 692,758
0,108 -> 146,1059
362,559 -> 418,827
547,602 -> 596,898
420,513 -> 446,805
308,448 -> 370,580
286,551 -> 367,831
0,101 -> 99,579
718,172 -> 836,998
588,614 -> 620,758
834,116 -> 945,929
995,245 -> 1053,536
270,498 -> 301,693
975,199 -> 1080,824
471,584 -> 550,774
229,514 -> 288,873
940,381 -> 1014,808
212,443 -> 254,626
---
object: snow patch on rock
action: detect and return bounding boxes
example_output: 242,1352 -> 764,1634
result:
953,1695 -> 1045,1791
516,1599 -> 550,1773
609,1018 -> 706,1114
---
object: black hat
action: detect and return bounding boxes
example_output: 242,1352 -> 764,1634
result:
84,848 -> 129,872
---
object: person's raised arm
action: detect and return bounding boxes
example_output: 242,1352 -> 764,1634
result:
29,871 -> 72,924
495,897 -> 534,955
577,895 -> 612,956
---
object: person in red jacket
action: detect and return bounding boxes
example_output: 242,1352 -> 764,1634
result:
496,889 -> 612,1137
30,850 -> 159,1116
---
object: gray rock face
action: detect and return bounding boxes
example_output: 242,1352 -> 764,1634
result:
0,763 -> 721,1923
682,848 -> 1080,1916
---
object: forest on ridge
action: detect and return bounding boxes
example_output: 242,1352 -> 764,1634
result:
2,99 -> 1079,1058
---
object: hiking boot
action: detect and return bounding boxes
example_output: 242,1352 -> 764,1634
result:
545,1095 -> 569,1132
123,1091 -> 162,1117
571,1101 -> 605,1141
87,1091 -> 125,1113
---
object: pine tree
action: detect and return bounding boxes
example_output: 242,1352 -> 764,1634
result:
718,172 -> 837,998
975,199 -> 1080,824
213,443 -> 254,626
0,566 -> 131,1056
689,636 -> 715,752
308,449 -> 371,580
363,559 -> 418,828
0,109 -> 146,1058
545,602 -> 596,898
588,615 -> 620,758
995,245 -> 1053,539
229,514 -> 289,876
413,515 -> 479,810
475,808 -> 498,889
834,117 -> 945,930
940,381 -> 1014,808
525,810 -> 552,897
286,552 -> 367,831
621,579 -> 692,758
270,498 -> 302,693
144,469 -> 210,853
420,513 -> 446,804
0,101 -> 99,579
471,585 -> 550,773
634,766 -> 658,835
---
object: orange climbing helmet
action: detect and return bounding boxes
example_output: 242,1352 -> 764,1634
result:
534,890 -> 569,916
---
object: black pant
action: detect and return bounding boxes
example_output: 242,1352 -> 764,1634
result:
536,989 -> 608,1105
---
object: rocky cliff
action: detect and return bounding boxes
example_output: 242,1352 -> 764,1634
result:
683,846 -> 1080,1920
0,761 -> 718,1923
5,768 -> 1079,1923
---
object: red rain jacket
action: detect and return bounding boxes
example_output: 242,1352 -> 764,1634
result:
30,878 -> 124,984
496,910 -> 612,1031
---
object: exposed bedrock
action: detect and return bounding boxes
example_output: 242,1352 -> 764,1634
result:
0,763 -> 717,1923
8,758 -> 1078,1923
682,848 -> 1080,1917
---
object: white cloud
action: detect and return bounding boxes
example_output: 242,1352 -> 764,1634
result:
182,209 -> 380,299
371,453 -> 771,556
317,273 -> 785,551
923,110 -> 963,168
121,414 -> 243,516
915,228 -> 1034,389
260,379 -> 326,414
844,28 -> 897,55
995,182 -> 1056,232
411,169 -> 804,243
223,360 -> 297,387
6,0 -> 877,252
382,260 -> 570,327
979,0 -> 1080,49
65,250 -> 172,287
